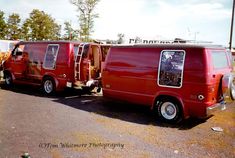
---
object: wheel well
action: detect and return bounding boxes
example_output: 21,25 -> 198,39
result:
42,75 -> 53,81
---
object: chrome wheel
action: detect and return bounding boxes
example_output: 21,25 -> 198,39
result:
160,102 -> 177,120
43,79 -> 54,94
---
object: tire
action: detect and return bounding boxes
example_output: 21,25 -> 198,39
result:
42,77 -> 55,95
222,73 -> 235,102
97,87 -> 101,93
155,98 -> 182,123
4,72 -> 13,87
230,83 -> 235,100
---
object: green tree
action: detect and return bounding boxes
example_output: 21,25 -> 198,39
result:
0,10 -> 7,39
53,23 -> 61,40
6,13 -> 21,40
22,9 -> 61,40
70,0 -> 100,42
63,21 -> 80,40
21,19 -> 31,40
64,21 -> 74,40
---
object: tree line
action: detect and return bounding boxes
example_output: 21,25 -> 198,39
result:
1,9 -> 66,41
0,0 -> 100,41
0,0 -> 126,43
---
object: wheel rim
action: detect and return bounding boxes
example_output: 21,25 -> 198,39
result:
44,80 -> 53,94
5,75 -> 11,85
160,102 -> 177,120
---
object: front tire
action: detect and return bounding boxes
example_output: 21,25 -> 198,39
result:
4,72 -> 13,87
155,98 -> 182,123
42,77 -> 55,95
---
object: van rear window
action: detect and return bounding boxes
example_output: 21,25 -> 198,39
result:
211,51 -> 228,69
43,44 -> 59,69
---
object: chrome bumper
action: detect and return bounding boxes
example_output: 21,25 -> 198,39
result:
207,101 -> 226,116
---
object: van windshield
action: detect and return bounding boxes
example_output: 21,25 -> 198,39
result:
211,51 -> 229,69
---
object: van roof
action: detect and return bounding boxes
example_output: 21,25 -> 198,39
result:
111,43 -> 225,49
17,41 -> 97,45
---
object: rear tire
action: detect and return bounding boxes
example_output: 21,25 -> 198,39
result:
155,98 -> 182,123
42,77 -> 55,95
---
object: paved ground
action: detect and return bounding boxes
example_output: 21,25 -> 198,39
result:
0,83 -> 234,158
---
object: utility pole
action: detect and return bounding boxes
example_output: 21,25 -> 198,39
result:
229,0 -> 235,50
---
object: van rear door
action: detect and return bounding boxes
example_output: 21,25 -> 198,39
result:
208,49 -> 232,103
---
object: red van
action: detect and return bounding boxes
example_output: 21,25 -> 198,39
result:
3,41 -> 105,94
102,44 -> 235,123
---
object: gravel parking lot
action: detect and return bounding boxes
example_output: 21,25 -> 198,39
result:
0,83 -> 234,158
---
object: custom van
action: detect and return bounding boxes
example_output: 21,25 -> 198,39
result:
102,44 -> 235,122
3,41 -> 105,94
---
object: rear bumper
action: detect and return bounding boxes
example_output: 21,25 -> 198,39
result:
206,101 -> 226,116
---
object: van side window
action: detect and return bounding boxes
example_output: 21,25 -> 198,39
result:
43,44 -> 59,69
158,50 -> 185,88
211,51 -> 229,69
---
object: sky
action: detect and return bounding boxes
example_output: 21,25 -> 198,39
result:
0,0 -> 234,47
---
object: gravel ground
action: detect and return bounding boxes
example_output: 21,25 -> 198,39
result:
0,83 -> 234,158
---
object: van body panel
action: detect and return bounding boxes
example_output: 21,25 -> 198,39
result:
102,44 -> 233,118
3,41 -> 106,92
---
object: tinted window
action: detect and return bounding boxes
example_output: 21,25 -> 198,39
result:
211,51 -> 228,69
158,50 -> 185,88
43,44 -> 59,69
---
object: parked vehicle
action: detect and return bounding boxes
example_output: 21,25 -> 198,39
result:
102,44 -> 235,123
3,41 -> 106,94
0,40 -> 17,69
